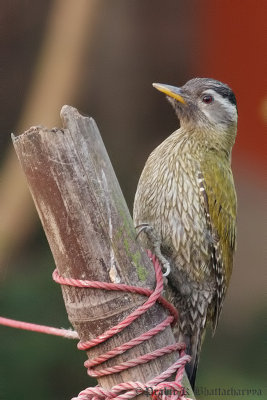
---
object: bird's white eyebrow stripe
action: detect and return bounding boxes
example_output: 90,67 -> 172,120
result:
202,89 -> 237,115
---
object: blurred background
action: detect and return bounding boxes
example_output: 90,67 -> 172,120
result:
0,1 -> 266,399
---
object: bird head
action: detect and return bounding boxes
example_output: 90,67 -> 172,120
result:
153,78 -> 238,150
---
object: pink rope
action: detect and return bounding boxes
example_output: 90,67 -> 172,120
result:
0,316 -> 78,339
53,251 -> 192,400
0,251 -> 193,400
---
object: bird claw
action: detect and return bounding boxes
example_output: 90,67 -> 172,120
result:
162,261 -> 171,277
135,223 -> 150,239
135,223 -> 171,277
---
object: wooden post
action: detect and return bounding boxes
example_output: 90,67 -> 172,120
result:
12,106 -> 194,398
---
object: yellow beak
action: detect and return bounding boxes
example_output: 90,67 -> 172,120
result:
152,83 -> 186,104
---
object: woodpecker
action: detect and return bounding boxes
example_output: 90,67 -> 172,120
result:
133,78 -> 237,388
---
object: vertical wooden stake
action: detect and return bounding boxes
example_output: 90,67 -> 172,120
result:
12,106 -> 194,398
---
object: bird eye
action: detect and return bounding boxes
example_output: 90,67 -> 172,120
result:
202,94 -> 214,104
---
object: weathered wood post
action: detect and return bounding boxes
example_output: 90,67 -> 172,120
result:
12,106 -> 194,399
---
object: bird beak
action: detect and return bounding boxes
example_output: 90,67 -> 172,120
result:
152,83 -> 186,104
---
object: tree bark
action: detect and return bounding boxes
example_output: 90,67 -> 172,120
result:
12,106 -> 194,398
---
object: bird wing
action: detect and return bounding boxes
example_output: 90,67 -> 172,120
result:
200,156 -> 237,332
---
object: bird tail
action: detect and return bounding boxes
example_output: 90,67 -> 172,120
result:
183,328 -> 205,390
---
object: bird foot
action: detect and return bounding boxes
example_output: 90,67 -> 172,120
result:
135,223 -> 171,277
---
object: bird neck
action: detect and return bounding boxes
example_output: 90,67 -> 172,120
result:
171,124 -> 237,161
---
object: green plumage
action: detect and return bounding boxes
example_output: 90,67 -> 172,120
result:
200,154 -> 237,329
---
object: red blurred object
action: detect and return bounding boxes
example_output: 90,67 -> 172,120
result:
197,0 -> 267,172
